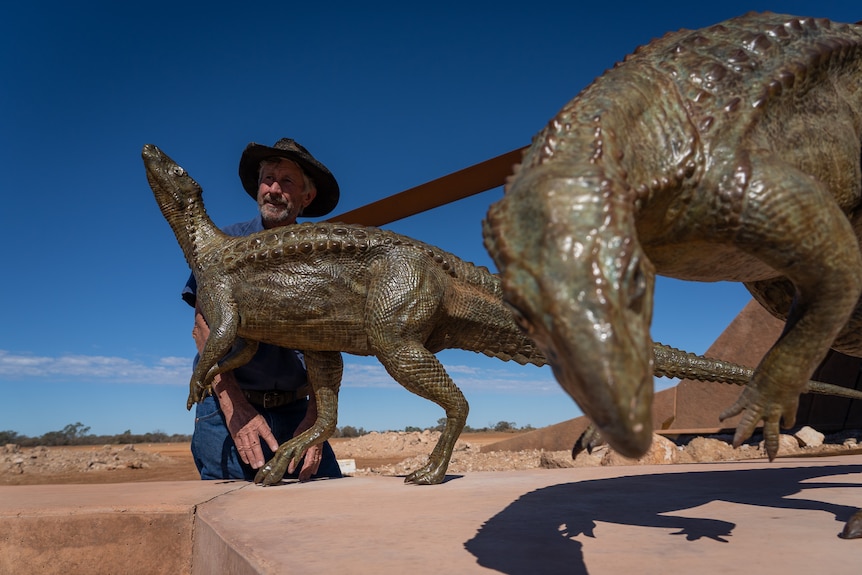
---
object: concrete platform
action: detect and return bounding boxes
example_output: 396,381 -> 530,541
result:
3,456 -> 862,574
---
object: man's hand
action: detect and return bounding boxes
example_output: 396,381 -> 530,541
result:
215,372 -> 280,469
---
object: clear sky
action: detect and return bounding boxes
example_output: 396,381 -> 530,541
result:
1,1 -> 857,437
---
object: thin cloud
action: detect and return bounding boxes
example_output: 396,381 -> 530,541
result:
343,359 -> 559,393
0,350 -> 190,385
0,350 -> 561,394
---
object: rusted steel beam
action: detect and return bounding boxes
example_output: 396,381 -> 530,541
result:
327,147 -> 527,226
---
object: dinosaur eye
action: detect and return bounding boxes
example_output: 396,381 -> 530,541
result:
170,166 -> 186,177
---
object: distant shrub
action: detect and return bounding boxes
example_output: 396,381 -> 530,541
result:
333,425 -> 367,438
5,422 -> 192,447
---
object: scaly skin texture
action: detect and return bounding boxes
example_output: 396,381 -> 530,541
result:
143,141 -> 862,489
484,12 -> 862,536
143,144 -> 547,485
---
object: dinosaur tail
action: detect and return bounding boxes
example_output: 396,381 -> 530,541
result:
479,345 -> 547,367
448,268 -> 547,367
417,239 -> 547,366
653,342 -> 862,400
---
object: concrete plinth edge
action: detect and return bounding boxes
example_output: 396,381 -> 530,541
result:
3,457 -> 862,574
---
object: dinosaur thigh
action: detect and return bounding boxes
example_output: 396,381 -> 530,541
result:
712,153 -> 862,454
364,256 -> 468,484
364,259 -> 464,410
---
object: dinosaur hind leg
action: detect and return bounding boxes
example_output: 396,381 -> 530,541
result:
377,342 -> 469,485
255,351 -> 343,486
365,255 -> 467,484
747,274 -> 862,361
721,157 -> 862,458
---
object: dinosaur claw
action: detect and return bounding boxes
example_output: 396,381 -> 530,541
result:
254,463 -> 284,486
254,438 -> 313,485
573,424 -> 605,458
186,382 -> 212,410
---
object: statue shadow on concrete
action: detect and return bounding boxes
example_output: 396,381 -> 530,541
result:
464,465 -> 862,574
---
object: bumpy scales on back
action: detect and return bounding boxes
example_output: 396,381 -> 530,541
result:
483,11 -> 862,531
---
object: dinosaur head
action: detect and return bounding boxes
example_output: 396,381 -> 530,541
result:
143,143 -> 216,274
483,165 -> 655,458
142,144 -> 203,216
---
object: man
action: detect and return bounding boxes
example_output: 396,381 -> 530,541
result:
182,138 -> 343,481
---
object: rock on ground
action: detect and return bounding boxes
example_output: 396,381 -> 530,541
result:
339,428 -> 862,477
2,427 -> 860,482
1,444 -> 164,477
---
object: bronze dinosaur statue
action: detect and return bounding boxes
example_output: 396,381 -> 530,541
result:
144,143 -> 543,485
483,12 -> 862,533
144,141 -> 862,487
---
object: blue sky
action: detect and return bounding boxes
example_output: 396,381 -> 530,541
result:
1,1 -> 857,437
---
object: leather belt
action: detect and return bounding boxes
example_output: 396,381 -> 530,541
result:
243,385 -> 310,409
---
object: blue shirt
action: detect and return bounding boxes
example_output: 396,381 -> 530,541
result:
182,216 -> 308,392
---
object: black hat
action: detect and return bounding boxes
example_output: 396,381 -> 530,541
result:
238,138 -> 340,217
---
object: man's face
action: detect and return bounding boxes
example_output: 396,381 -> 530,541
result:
257,159 -> 316,228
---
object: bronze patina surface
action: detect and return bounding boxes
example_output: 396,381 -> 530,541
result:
483,12 -> 862,535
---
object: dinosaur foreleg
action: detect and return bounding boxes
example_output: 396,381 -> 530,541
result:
214,338 -> 259,374
376,342 -> 468,485
720,158 -> 862,459
186,338 -> 260,409
187,305 -> 243,409
254,351 -> 343,486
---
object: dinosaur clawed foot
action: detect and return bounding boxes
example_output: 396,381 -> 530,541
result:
254,460 -> 288,486
720,385 -> 798,461
404,457 -> 449,485
254,440 -> 307,486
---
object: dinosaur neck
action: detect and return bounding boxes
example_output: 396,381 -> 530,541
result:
185,203 -> 221,274
158,191 -> 221,275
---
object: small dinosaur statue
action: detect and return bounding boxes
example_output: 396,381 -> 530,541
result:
144,143 -> 544,485
144,142 -> 862,486
483,12 -> 862,533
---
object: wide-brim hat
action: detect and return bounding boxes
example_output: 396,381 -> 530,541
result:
238,138 -> 340,217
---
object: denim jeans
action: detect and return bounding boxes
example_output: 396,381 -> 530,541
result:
191,394 -> 343,481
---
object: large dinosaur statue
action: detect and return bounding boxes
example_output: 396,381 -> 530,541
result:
144,140 -> 861,487
483,12 -> 862,534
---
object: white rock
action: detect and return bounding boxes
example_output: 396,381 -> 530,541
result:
601,434 -> 679,466
794,426 -> 825,448
758,434 -> 800,455
682,436 -> 736,462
